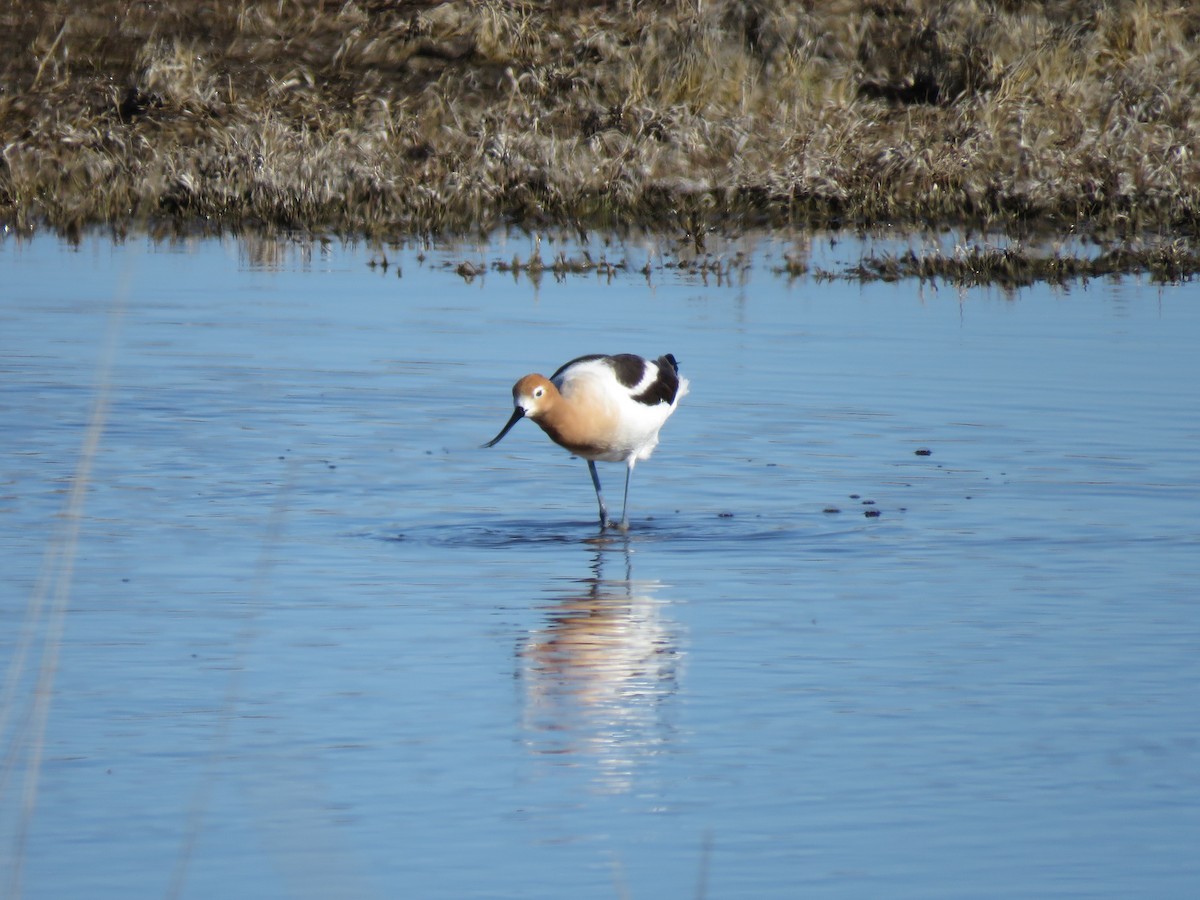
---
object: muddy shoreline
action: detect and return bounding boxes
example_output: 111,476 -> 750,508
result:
2,1 -> 1198,281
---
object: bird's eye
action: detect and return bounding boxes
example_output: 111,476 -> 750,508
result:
533,386 -> 544,398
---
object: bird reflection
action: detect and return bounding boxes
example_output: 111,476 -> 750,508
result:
518,538 -> 681,794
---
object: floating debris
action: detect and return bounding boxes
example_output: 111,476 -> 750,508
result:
455,261 -> 486,281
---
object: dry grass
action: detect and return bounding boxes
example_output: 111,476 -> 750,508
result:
2,0 -> 1199,260
829,238 -> 1200,287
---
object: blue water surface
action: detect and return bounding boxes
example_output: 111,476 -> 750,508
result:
1,230 -> 1198,899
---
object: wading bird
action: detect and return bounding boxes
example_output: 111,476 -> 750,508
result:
484,353 -> 688,529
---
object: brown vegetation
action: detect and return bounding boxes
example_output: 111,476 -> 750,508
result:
2,0 -> 1199,263
833,239 -> 1200,286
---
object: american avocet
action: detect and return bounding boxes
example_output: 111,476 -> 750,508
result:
484,353 -> 688,529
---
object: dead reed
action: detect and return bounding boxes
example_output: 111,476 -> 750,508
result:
2,0 -> 1198,270
839,239 -> 1200,286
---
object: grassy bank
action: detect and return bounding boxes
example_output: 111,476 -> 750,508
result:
2,0 -> 1199,255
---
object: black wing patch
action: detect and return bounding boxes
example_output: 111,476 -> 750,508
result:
551,353 -> 681,406
632,354 -> 681,406
606,353 -> 651,388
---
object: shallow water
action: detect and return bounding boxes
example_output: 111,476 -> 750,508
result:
2,231 -> 1198,898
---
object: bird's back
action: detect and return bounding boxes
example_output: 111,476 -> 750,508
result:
552,354 -> 687,463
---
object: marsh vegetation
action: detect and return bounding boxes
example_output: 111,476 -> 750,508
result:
2,1 -> 1198,279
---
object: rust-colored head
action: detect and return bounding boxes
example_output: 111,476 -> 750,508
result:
482,373 -> 559,447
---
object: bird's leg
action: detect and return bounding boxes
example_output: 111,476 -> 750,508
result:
588,460 -> 609,529
618,464 -> 633,531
